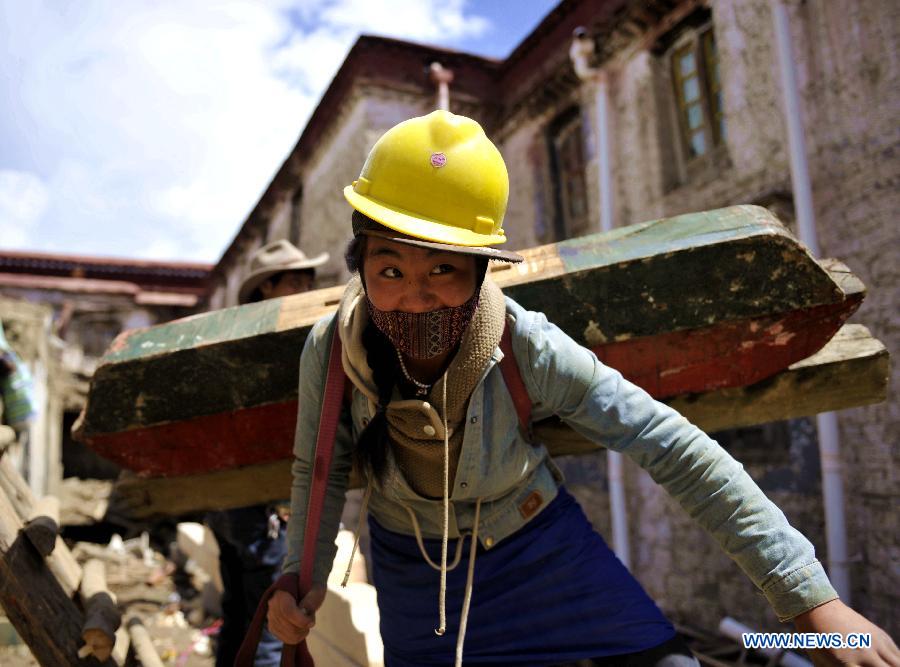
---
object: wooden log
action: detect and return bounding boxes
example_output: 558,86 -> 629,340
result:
112,626 -> 130,666
78,558 -> 121,663
0,453 -> 81,596
0,484 -> 116,665
110,324 -> 888,517
24,495 -> 60,557
0,425 -> 15,453
0,451 -> 34,521
75,205 -> 867,478
126,616 -> 165,667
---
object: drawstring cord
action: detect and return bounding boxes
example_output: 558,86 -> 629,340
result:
341,481 -> 373,588
436,369 -> 482,667
403,504 -> 467,571
359,366 -> 483,665
456,497 -> 481,667
436,372 -> 450,636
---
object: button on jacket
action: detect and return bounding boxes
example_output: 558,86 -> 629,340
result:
284,296 -> 838,622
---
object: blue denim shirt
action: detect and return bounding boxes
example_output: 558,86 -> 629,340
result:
285,296 -> 838,621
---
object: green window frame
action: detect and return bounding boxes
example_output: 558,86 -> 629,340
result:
671,26 -> 725,159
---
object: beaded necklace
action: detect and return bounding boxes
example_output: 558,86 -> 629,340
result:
396,349 -> 432,397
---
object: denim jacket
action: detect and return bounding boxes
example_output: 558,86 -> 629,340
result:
284,296 -> 838,622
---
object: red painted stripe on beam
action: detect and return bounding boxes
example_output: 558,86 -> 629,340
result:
592,299 -> 859,399
86,400 -> 299,478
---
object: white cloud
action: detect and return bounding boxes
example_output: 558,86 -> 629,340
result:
0,170 -> 50,249
318,0 -> 489,40
0,0 -> 491,262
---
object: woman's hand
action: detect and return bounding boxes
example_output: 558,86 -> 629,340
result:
267,584 -> 327,644
793,599 -> 899,666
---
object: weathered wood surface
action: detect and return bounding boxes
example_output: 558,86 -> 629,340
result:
0,484 -> 117,666
112,324 -> 887,517
0,453 -> 81,596
75,205 -> 867,478
539,323 -> 889,455
114,460 -> 293,518
666,322 -> 889,434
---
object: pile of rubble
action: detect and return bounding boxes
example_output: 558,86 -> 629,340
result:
0,526 -> 219,666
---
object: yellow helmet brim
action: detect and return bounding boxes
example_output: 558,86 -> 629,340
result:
343,185 -> 507,247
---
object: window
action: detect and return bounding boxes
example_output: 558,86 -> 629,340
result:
547,107 -> 590,240
671,23 -> 725,160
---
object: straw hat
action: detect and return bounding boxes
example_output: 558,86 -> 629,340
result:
238,240 -> 329,304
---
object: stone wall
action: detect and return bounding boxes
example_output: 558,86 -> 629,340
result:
787,0 -> 899,635
497,0 -> 897,634
297,90 -> 426,286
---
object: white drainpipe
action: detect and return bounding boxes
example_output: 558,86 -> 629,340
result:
570,29 -> 630,570
595,75 -> 615,236
771,0 -> 851,602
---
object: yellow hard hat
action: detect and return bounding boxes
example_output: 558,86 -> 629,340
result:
344,110 -> 510,248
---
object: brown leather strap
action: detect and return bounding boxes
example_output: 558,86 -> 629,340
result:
235,324 -> 346,667
498,323 -> 532,442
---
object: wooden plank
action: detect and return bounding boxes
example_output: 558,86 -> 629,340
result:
114,460 -> 292,518
541,324 -> 889,455
112,325 -> 888,517
75,206 -> 865,477
0,485 -> 116,666
589,281 -> 859,399
668,323 -> 889,433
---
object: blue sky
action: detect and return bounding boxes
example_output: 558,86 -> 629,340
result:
0,0 -> 558,264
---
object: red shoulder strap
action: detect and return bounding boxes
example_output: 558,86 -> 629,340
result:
498,322 -> 533,442
299,327 -> 346,587
236,324 -> 346,667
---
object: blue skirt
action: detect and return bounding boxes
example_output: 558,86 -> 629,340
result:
369,487 -> 674,666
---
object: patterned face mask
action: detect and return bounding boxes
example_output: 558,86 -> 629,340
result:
366,292 -> 480,359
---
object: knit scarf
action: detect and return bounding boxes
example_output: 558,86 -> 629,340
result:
338,274 -> 507,498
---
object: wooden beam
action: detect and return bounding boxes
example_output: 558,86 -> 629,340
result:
0,485 -> 117,666
636,0 -> 708,53
669,323 -> 889,433
77,206 -> 867,478
114,460 -> 293,518
113,324 -> 888,517
539,324 -> 889,455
